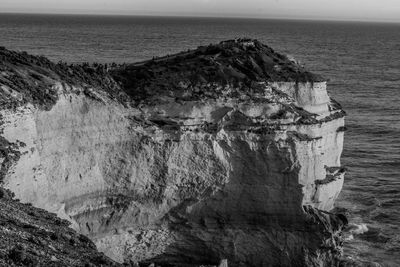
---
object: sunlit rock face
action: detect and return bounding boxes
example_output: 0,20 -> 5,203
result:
0,39 -> 346,266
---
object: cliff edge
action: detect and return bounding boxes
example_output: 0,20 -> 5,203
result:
0,39 -> 346,266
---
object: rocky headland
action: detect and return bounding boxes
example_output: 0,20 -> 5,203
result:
0,39 -> 347,266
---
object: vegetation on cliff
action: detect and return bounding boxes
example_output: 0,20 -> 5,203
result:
111,39 -> 324,103
0,46 -> 124,110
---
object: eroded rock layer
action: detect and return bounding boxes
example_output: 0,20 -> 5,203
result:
0,39 -> 346,266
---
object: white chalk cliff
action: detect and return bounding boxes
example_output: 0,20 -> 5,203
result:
0,40 -> 347,266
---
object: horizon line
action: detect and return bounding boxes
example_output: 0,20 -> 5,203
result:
1,11 -> 400,25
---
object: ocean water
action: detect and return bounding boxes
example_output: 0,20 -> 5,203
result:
1,13 -> 399,266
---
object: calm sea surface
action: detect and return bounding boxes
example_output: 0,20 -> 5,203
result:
1,13 -> 399,266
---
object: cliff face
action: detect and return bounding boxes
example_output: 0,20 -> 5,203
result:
0,40 -> 346,266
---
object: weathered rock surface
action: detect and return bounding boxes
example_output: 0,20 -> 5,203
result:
0,39 -> 347,266
0,188 -> 121,266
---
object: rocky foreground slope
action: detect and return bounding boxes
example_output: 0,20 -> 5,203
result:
0,39 -> 347,266
0,188 -> 121,266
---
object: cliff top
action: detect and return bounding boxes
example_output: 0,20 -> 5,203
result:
111,39 -> 324,103
0,39 -> 324,109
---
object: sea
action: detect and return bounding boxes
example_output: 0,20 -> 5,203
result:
0,13 -> 399,266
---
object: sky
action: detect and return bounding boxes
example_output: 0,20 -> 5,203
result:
1,0 -> 400,22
